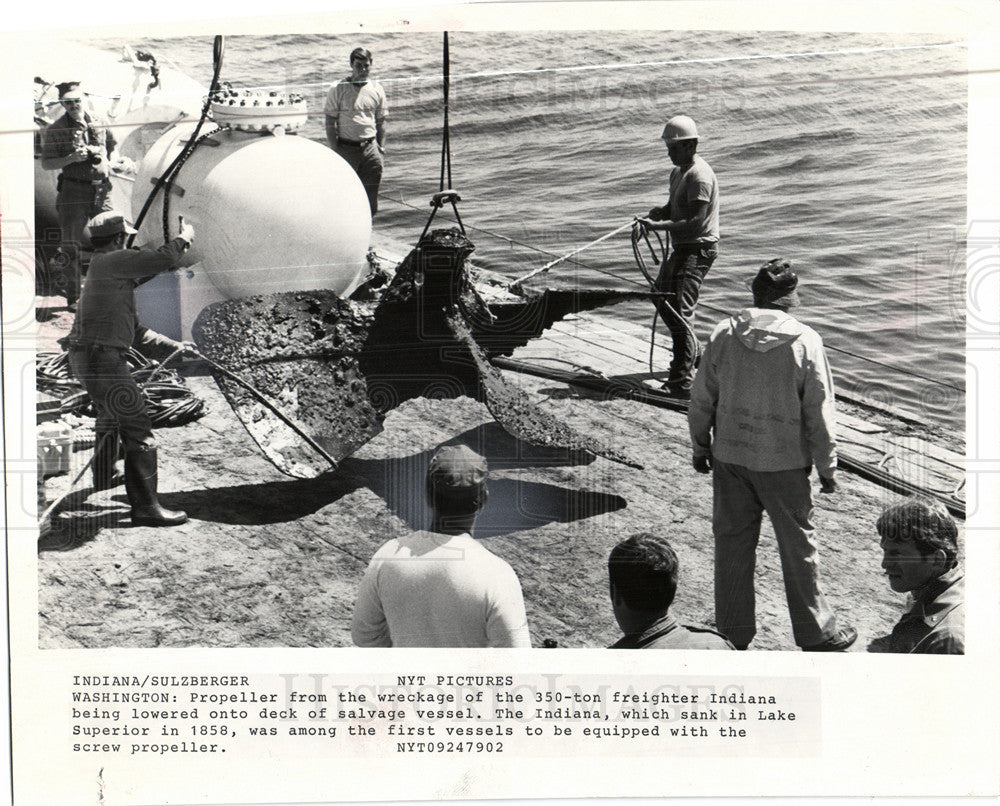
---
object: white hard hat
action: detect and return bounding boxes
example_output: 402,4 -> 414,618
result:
661,115 -> 699,144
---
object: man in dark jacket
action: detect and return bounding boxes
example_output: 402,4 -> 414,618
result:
608,532 -> 734,650
67,211 -> 195,527
40,81 -> 117,308
869,496 -> 964,654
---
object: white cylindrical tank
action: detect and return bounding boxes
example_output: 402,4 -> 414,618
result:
132,123 -> 372,300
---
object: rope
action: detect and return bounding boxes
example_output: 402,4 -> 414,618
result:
35,349 -> 205,427
629,221 -> 701,375
510,221 -> 636,288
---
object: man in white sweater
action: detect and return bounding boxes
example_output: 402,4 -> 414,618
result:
688,259 -> 855,652
351,445 -> 531,648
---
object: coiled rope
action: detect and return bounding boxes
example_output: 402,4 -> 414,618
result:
36,349 -> 206,427
37,348 -> 204,534
629,220 -> 702,375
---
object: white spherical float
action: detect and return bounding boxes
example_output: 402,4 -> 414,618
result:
131,99 -> 371,339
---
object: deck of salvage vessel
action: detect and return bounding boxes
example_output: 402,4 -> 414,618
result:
504,310 -> 966,518
36,300 -> 964,651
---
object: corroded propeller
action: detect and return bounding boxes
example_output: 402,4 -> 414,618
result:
192,228 -> 646,477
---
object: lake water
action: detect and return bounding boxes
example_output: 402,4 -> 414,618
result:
101,29 -> 968,429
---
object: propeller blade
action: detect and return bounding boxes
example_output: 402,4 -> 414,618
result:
446,310 -> 643,469
192,291 -> 384,478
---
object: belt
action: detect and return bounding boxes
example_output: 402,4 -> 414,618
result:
337,137 -> 375,148
673,240 -> 718,250
61,176 -> 107,186
68,341 -> 123,352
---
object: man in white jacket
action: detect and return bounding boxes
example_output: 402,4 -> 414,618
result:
688,259 -> 856,651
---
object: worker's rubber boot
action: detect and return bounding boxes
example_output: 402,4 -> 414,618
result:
124,448 -> 188,527
92,427 -> 123,491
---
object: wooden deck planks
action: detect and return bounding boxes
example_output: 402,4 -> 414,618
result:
511,309 -> 966,510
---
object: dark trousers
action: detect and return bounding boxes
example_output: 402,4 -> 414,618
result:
68,344 -> 155,453
54,179 -> 112,303
335,141 -> 383,215
653,242 -> 717,390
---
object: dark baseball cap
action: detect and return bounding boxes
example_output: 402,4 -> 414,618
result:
746,258 -> 800,308
85,212 -> 138,239
56,81 -> 82,98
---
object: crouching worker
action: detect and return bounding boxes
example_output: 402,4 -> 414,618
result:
869,496 -> 964,654
66,211 -> 196,527
608,533 -> 735,649
351,445 -> 531,647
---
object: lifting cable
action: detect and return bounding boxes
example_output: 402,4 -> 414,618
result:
439,32 -> 453,194
419,31 -> 466,242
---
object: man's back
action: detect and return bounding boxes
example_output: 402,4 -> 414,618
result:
689,307 -> 837,474
351,531 -> 531,648
69,240 -> 186,349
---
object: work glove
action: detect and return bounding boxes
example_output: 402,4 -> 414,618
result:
819,474 -> 837,494
693,454 -> 712,474
177,215 -> 195,245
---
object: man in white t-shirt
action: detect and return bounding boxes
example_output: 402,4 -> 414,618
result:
351,445 -> 532,648
324,47 -> 387,215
